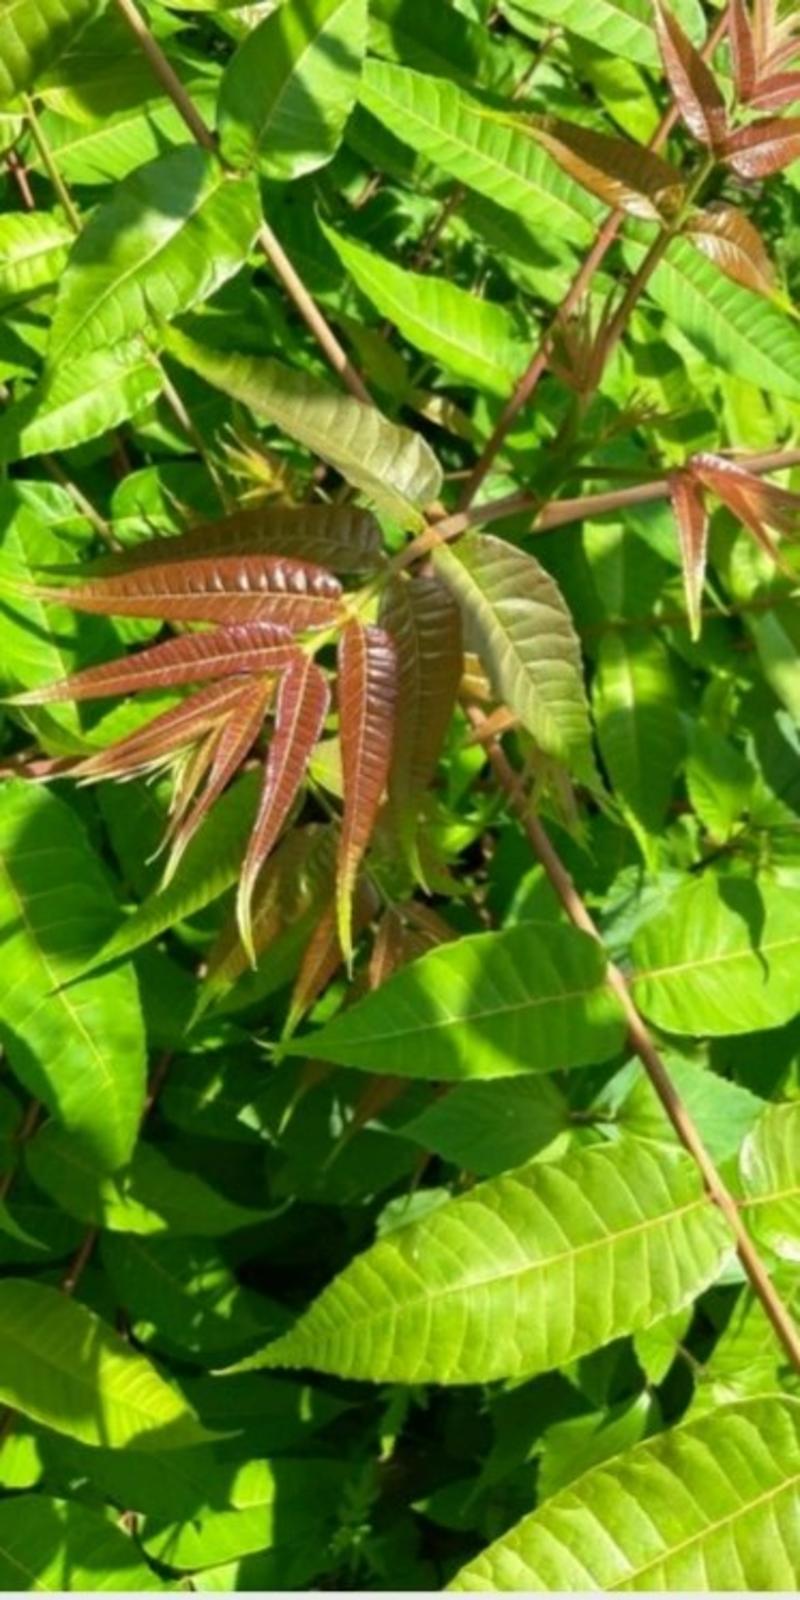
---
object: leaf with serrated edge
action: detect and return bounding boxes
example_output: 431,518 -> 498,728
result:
653,0 -> 728,147
29,554 -> 343,628
722,116 -> 800,178
521,115 -> 685,220
685,202 -> 775,298
668,468 -> 709,640
10,622 -> 296,703
336,621 -> 397,963
0,342 -> 163,464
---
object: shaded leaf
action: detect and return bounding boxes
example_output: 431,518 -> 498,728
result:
592,630 -> 684,830
0,0 -> 103,107
668,467 -> 709,639
0,1495 -> 161,1590
522,115 -> 685,220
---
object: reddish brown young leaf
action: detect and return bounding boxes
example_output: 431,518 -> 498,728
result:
721,116 -> 800,178
8,622 -> 297,704
691,452 -> 800,567
684,202 -> 775,296
237,654 -> 331,965
653,0 -> 728,148
203,824 -> 337,998
65,679 -> 253,783
162,678 -> 274,880
285,877 -> 380,1038
28,555 -> 344,627
336,621 -> 397,967
750,70 -> 800,111
61,505 -> 384,580
668,468 -> 709,641
380,574 -> 462,876
524,115 -> 685,219
730,0 -> 758,101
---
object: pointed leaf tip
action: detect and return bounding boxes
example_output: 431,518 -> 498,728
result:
653,0 -> 728,148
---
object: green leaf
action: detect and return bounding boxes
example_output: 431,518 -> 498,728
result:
0,782 -> 146,1172
619,1054 -> 765,1165
501,0 -> 704,69
0,1277 -> 212,1449
631,876 -> 800,1036
450,1396 -> 800,1590
141,1457 -> 344,1571
0,0 -> 104,108
218,0 -> 366,178
0,341 -> 162,462
324,223 -> 527,395
740,1102 -> 800,1263
0,211 -> 72,306
101,1234 -> 287,1360
593,630 -> 684,835
359,58 -> 601,245
34,91 -> 217,185
244,1138 -> 730,1382
286,921 -> 627,1079
641,236 -> 800,402
434,533 -> 597,784
397,1077 -> 569,1175
49,146 -> 260,361
0,1494 -> 162,1590
164,325 -> 442,529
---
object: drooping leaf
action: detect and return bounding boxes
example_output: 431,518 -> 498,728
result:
29,553 -> 344,627
0,781 -> 146,1171
379,573 -> 462,871
722,115 -> 800,178
285,920 -> 627,1079
434,532 -> 597,786
667,466 -> 709,639
450,1397 -> 800,1590
164,325 -> 443,530
685,202 -> 776,298
631,874 -> 800,1035
358,58 -> 602,245
336,621 -> 396,964
0,211 -> 72,306
238,654 -> 331,963
691,451 -> 800,566
0,0 -> 104,107
0,341 -> 163,463
653,0 -> 728,148
0,1495 -> 162,1590
243,1138 -> 729,1383
48,147 -> 260,361
0,1277 -> 211,1449
218,0 -> 367,179
61,678 -> 262,784
520,115 -> 685,220
12,621 -> 296,703
740,1102 -> 800,1263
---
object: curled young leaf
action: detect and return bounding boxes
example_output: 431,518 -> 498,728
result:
721,116 -> 800,179
523,115 -> 686,220
28,555 -> 344,627
336,621 -> 398,967
685,203 -> 775,297
653,0 -> 728,148
238,654 -> 331,965
667,469 -> 709,642
161,678 -> 274,881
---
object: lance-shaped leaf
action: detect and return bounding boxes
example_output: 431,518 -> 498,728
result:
238,1138 -> 729,1383
668,467 -> 709,640
49,147 -> 260,361
164,326 -> 443,531
730,0 -> 758,100
238,655 -> 331,964
286,877 -> 379,1035
285,920 -> 626,1079
433,533 -> 596,786
653,0 -> 728,148
749,70 -> 800,111
0,342 -> 164,464
691,451 -> 800,565
59,505 -> 385,580
0,0 -> 104,107
336,621 -> 397,964
162,678 -> 274,880
740,1102 -> 800,1263
64,679 -> 254,784
204,823 -> 337,1000
450,1397 -> 800,1590
28,554 -> 344,628
721,115 -> 800,178
521,115 -> 685,220
379,573 -> 462,873
9,622 -> 297,704
685,202 -> 775,297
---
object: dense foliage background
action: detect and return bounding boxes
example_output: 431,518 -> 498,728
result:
0,0 -> 799,1589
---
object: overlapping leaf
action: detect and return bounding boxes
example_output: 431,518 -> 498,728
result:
28,553 -> 345,627
0,0 -> 104,107
653,0 -> 728,148
685,203 -> 776,298
336,621 -> 396,964
520,115 -> 685,220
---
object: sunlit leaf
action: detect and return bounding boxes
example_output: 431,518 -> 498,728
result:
336,621 -> 396,965
685,202 -> 776,298
653,0 -> 728,147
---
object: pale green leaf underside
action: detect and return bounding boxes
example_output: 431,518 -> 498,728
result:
0,782 -> 146,1172
450,1397 -> 800,1591
502,0 -> 704,68
49,146 -> 260,361
434,532 -> 597,784
286,920 -> 627,1078
740,1103 -> 800,1264
325,222 -> 527,395
0,210 -> 72,305
359,57 -> 601,245
0,1495 -> 162,1590
631,876 -> 800,1035
165,325 -> 442,527
246,1139 -> 730,1383
0,0 -> 104,108
0,1278 -> 210,1450
218,0 -> 366,179
0,341 -> 162,462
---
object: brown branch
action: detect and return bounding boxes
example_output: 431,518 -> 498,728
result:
459,5 -> 732,503
467,706 -> 800,1375
112,0 -> 371,405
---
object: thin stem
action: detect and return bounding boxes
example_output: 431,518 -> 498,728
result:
467,705 -> 800,1376
112,0 -> 370,405
6,147 -> 35,209
460,5 -> 731,503
23,96 -> 81,233
153,356 -> 234,511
